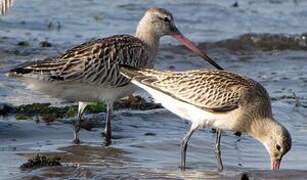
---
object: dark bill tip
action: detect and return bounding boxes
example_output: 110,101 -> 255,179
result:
171,32 -> 223,70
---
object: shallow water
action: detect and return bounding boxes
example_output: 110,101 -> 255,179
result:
0,0 -> 307,179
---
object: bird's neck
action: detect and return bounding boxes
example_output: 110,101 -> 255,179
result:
135,21 -> 160,61
248,117 -> 278,142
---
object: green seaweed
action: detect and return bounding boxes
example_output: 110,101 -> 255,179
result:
86,102 -> 106,113
66,106 -> 78,117
12,96 -> 161,122
15,114 -> 30,120
20,154 -> 61,170
15,103 -> 78,122
17,41 -> 30,47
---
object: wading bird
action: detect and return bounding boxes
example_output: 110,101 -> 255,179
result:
8,8 -> 222,145
120,66 -> 291,171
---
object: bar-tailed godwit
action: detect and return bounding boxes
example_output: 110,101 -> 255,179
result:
120,66 -> 292,171
7,8 -> 222,145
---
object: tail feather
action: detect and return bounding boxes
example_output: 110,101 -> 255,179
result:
6,61 -> 36,77
119,65 -> 165,85
119,65 -> 141,79
7,57 -> 56,78
120,65 -> 169,79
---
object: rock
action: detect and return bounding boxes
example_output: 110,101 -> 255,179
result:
241,173 -> 249,180
231,1 -> 239,7
20,154 -> 61,170
17,41 -> 30,47
234,131 -> 242,136
144,132 -> 156,136
39,40 -> 52,47
0,103 -> 14,115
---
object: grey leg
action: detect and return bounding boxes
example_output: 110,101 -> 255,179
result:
215,129 -> 223,171
73,102 -> 88,144
180,124 -> 197,170
103,103 -> 113,146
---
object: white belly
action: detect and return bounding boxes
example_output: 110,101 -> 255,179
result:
21,78 -> 138,104
132,80 -> 241,131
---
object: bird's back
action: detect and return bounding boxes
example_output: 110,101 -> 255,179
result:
121,67 -> 271,114
9,34 -> 152,88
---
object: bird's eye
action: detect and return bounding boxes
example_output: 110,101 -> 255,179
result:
276,144 -> 281,151
163,17 -> 170,22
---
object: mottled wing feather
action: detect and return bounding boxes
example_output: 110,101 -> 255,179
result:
10,35 -> 150,87
122,68 -> 255,112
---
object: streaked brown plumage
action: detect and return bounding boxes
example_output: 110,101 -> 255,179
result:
8,8 -> 223,145
121,68 -> 268,113
120,67 -> 291,171
12,35 -> 150,87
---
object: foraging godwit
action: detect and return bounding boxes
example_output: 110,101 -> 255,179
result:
120,67 -> 292,170
7,8 -> 223,145
0,0 -> 13,15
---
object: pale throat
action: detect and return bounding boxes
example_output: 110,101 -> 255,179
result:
135,19 -> 160,59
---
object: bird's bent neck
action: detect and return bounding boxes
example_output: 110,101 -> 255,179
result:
248,117 -> 278,142
135,20 -> 160,61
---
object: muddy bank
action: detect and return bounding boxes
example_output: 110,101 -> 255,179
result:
16,149 -> 307,179
1,107 -> 306,179
0,95 -> 162,121
202,33 -> 307,51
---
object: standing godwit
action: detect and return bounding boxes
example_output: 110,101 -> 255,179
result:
120,67 -> 292,170
7,8 -> 223,145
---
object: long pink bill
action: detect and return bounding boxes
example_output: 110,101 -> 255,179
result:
173,34 -> 223,70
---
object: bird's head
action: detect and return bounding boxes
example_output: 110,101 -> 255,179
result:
141,8 -> 177,37
264,123 -> 291,170
137,7 -> 223,70
251,119 -> 292,170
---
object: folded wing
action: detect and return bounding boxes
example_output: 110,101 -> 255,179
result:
9,35 -> 150,87
121,67 -> 255,112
